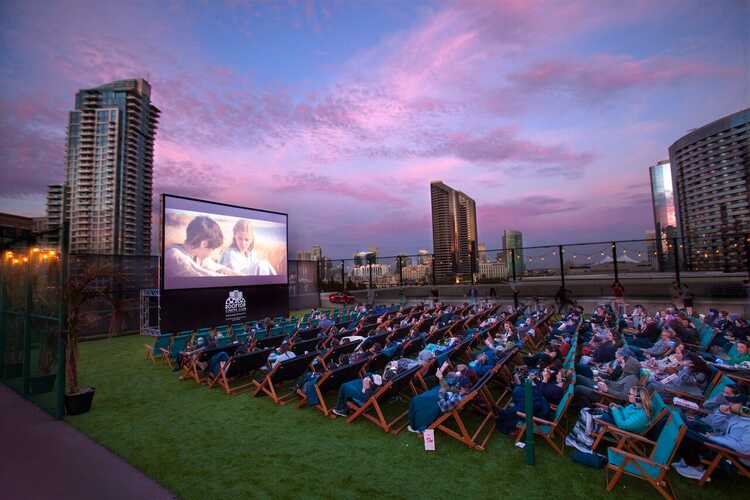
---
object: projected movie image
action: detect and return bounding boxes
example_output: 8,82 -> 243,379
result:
162,196 -> 287,290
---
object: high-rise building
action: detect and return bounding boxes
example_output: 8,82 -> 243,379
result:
64,79 -> 159,254
669,108 -> 749,271
296,251 -> 312,261
417,249 -> 431,265
502,230 -> 524,276
45,184 -> 64,248
649,160 -> 678,270
644,229 -> 658,269
478,243 -> 488,263
430,181 -> 477,283
311,245 -> 322,261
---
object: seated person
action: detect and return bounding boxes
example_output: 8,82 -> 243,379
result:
331,350 -> 434,417
647,352 -> 711,399
566,385 -> 652,451
574,348 -> 641,407
265,342 -> 296,370
673,399 -> 750,480
406,361 -> 474,433
722,340 -> 750,366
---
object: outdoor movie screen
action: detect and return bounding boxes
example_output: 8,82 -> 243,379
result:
162,195 -> 288,290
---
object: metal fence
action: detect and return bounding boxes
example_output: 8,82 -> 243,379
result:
314,233 -> 750,301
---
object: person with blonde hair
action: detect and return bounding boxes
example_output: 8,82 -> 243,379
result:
220,219 -> 277,276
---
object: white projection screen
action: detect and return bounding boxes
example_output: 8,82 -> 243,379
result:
161,194 -> 288,290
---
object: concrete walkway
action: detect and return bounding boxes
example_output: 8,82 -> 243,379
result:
0,384 -> 175,500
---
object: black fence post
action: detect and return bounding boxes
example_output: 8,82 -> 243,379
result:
558,245 -> 565,289
612,241 -> 619,282
56,222 -> 68,418
431,254 -> 436,285
341,260 -> 345,291
369,262 -> 373,290
398,256 -> 403,287
511,249 -> 517,282
673,237 -> 681,287
0,250 -> 5,379
22,252 -> 32,395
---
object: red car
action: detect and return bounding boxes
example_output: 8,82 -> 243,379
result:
328,292 -> 356,304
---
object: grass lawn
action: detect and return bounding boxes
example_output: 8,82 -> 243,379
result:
69,335 -> 743,500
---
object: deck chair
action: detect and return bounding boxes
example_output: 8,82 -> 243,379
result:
291,337 -> 321,355
516,384 -> 574,456
605,411 -> 687,500
253,334 -> 287,350
591,391 -> 670,452
160,334 -> 191,369
346,365 -> 422,432
697,438 -> 750,486
318,341 -> 359,370
144,334 -> 172,362
209,348 -> 273,395
182,344 -> 240,384
296,327 -> 321,341
660,368 -> 722,404
253,352 -> 319,404
296,358 -> 370,415
362,351 -> 392,376
424,370 -> 498,450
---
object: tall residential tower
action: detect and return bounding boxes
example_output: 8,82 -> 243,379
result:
669,108 -> 749,271
430,181 -> 477,283
62,79 -> 159,254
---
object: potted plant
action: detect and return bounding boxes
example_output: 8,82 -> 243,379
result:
63,262 -> 124,415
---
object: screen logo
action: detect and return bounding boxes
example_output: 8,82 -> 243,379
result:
225,289 -> 247,322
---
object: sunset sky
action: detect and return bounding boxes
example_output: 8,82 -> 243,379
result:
0,0 -> 747,258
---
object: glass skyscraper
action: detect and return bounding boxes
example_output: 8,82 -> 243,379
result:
649,160 -> 677,270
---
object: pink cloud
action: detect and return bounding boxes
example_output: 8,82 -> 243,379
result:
509,55 -> 743,97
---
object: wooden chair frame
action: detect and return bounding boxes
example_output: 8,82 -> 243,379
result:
605,418 -> 687,500
346,366 -> 421,433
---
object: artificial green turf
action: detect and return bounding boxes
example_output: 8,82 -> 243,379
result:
69,335 -> 743,500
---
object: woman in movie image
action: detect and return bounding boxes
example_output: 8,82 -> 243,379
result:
221,219 -> 277,276
165,216 -> 237,277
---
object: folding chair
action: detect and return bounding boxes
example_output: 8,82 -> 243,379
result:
253,352 -> 319,404
318,341 -> 359,370
698,440 -> 750,486
160,334 -> 191,369
144,333 -> 172,362
424,370 -> 497,450
605,411 -> 687,500
291,337 -> 321,356
516,384 -> 574,456
591,391 -> 670,452
297,358 -> 370,416
209,348 -> 273,395
182,344 -> 240,384
252,334 -> 287,351
346,365 -> 421,432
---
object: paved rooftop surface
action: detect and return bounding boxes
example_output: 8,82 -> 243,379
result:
0,384 -> 174,500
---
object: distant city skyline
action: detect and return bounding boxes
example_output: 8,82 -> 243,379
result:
0,1 -> 746,258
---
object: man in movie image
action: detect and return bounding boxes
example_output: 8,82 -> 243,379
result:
164,215 -> 238,277
221,219 -> 278,276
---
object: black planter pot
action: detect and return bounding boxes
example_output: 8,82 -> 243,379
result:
65,386 -> 95,416
29,374 -> 57,394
